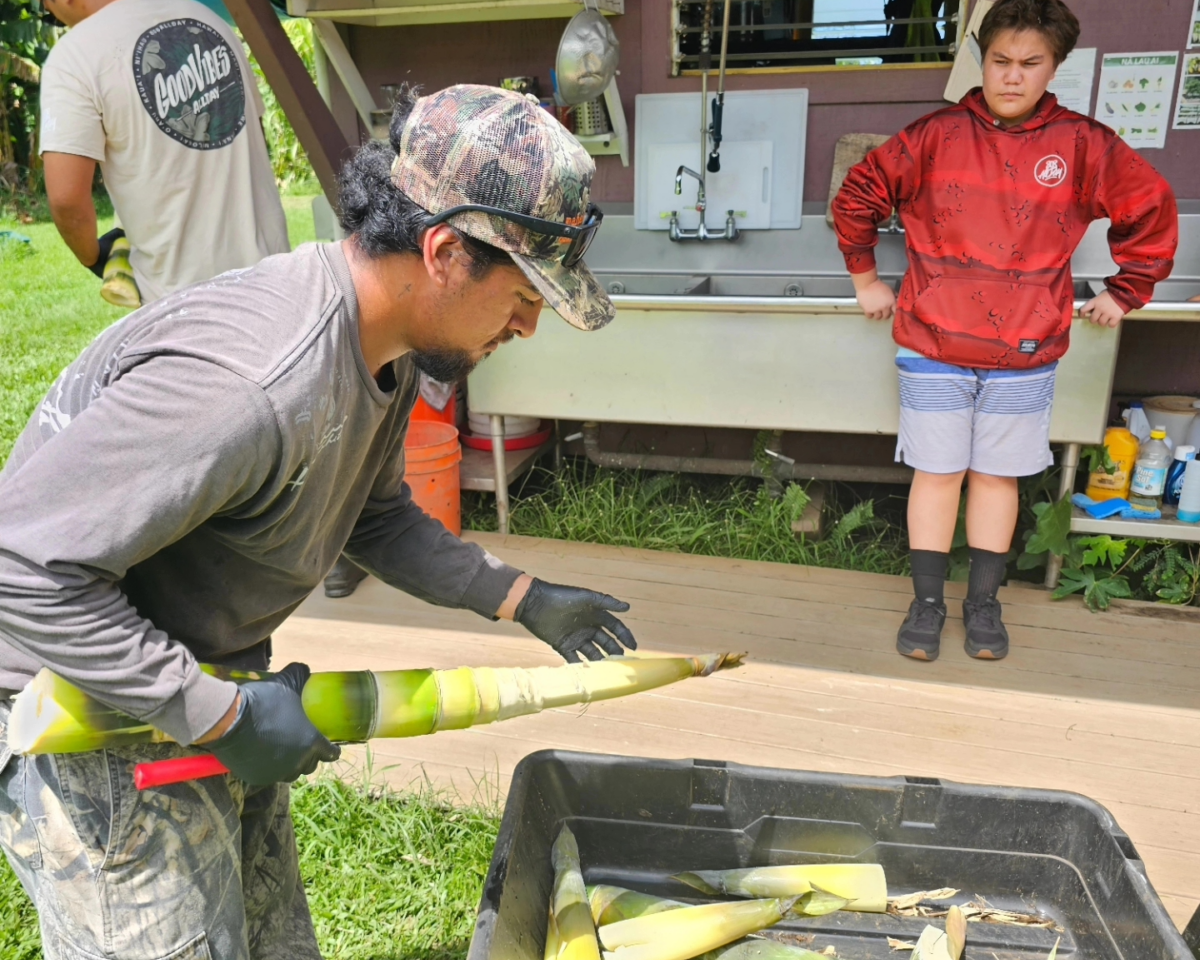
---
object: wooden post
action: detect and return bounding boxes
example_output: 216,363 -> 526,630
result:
223,0 -> 351,201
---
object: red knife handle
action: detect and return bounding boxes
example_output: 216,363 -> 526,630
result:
134,755 -> 230,790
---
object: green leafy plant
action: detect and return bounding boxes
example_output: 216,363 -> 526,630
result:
241,19 -> 318,191
1018,496 -> 1072,569
1080,442 -> 1117,476
1129,541 -> 1200,605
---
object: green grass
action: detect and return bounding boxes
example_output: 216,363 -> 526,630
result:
295,775 -> 500,960
0,774 -> 501,960
464,464 -> 912,576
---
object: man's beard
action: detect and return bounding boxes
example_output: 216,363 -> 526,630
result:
411,348 -> 480,384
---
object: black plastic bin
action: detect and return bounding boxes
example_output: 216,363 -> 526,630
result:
468,750 -> 1192,960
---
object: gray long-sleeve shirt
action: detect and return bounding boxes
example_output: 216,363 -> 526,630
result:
0,242 -> 523,745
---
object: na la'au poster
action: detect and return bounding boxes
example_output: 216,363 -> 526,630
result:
1095,52 -> 1179,148
1190,0 -> 1200,49
1175,53 -> 1200,129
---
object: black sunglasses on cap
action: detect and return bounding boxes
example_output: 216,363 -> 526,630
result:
424,202 -> 603,268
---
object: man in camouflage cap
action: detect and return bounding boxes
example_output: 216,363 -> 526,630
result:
0,84 -> 630,959
393,83 -> 615,332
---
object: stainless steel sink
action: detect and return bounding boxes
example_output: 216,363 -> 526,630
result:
592,269 -> 1198,304
593,273 -> 901,298
595,274 -> 709,296
1150,280 -> 1200,302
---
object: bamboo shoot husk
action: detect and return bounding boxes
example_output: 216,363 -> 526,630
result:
8,653 -> 743,755
587,885 -> 685,926
673,865 -> 887,913
550,826 -> 602,960
598,897 -> 798,960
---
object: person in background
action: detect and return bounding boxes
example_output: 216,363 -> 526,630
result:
38,0 -> 288,303
833,0 -> 1177,662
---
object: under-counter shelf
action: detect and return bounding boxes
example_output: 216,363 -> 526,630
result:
1071,506 -> 1200,543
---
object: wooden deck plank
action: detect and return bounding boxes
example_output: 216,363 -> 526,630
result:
275,534 -> 1200,934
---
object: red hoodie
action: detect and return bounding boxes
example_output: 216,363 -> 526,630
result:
832,89 -> 1178,369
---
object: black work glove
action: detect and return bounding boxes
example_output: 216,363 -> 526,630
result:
514,578 -> 638,662
86,227 -> 125,279
209,662 -> 340,786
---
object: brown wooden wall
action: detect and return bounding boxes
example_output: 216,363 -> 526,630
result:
339,0 -> 1200,203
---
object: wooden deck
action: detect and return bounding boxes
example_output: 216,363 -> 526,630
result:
276,532 -> 1200,932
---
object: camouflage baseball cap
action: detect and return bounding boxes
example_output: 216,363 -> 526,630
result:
391,84 -> 615,331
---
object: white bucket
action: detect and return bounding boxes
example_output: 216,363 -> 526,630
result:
1144,396 -> 1199,449
467,412 -> 541,439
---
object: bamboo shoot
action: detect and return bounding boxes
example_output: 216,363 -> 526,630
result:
550,826 -> 602,960
588,885 -> 686,926
673,865 -> 886,913
8,654 -> 744,756
599,897 -> 798,960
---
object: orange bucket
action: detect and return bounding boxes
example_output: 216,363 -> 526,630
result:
404,420 -> 463,535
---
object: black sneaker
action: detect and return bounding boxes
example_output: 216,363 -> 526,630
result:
897,600 -> 946,661
963,598 -> 1009,660
324,556 -> 369,598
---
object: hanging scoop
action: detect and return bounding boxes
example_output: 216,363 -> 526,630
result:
556,7 -> 620,106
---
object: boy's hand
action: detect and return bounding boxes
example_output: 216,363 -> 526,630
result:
851,270 -> 896,321
1080,291 -> 1126,328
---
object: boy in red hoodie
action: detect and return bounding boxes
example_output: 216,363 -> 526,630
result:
832,0 -> 1176,662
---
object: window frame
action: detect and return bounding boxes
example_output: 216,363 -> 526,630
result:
669,0 -> 970,77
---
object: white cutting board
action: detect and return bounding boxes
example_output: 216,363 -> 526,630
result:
644,141 -> 773,232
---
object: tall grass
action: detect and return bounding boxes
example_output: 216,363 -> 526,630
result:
464,464 -> 911,575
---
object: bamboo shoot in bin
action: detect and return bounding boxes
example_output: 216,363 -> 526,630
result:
673,864 -> 886,913
550,826 -> 602,960
598,897 -> 799,960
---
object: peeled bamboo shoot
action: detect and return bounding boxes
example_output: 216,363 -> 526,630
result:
8,654 -> 743,756
587,885 -> 685,926
598,896 -> 798,960
550,826 -> 602,960
673,865 -> 886,913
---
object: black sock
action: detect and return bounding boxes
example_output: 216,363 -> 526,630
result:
910,550 -> 948,606
967,547 -> 1008,603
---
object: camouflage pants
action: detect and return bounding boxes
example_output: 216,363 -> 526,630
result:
0,705 -> 322,960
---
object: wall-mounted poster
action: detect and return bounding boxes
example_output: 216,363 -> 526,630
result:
1175,53 -> 1200,129
1095,52 -> 1179,149
1048,48 -> 1097,114
1189,0 -> 1200,49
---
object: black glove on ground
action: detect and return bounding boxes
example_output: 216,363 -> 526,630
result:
514,578 -> 637,662
86,227 -> 125,279
209,662 -> 340,786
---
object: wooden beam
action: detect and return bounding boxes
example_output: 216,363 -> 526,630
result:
311,19 -> 379,134
224,0 -> 351,200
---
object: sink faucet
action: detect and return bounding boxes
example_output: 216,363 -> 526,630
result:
669,165 -> 739,242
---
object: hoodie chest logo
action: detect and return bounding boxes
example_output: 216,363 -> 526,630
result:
1034,155 -> 1067,187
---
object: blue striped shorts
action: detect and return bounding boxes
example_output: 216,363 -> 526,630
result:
895,349 -> 1057,477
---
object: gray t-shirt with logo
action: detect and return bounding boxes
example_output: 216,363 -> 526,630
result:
0,243 -> 522,746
